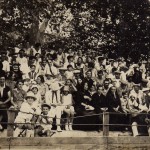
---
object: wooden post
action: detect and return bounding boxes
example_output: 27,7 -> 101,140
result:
103,112 -> 109,136
7,109 -> 16,137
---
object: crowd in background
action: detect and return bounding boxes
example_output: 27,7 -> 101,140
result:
0,42 -> 150,137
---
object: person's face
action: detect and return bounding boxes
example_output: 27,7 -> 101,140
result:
78,57 -> 82,63
36,77 -> 41,84
78,50 -> 82,56
86,72 -> 92,78
90,85 -> 95,92
123,94 -> 128,99
31,66 -> 35,72
0,77 -> 5,86
134,86 -> 140,93
32,88 -> 38,94
1,54 -> 6,61
31,59 -> 36,64
19,50 -> 24,56
77,78 -> 82,84
58,49 -> 62,54
42,60 -> 47,66
98,87 -> 103,94
66,79 -> 71,85
42,106 -> 49,115
48,60 -> 52,66
17,82 -> 23,90
46,75 -> 51,80
84,83 -> 88,90
131,96 -> 135,101
35,54 -> 40,59
26,97 -> 34,106
115,73 -> 120,79
98,72 -> 103,77
68,66 -> 72,71
68,49 -> 72,54
111,87 -> 116,93
104,81 -> 109,88
69,57 -> 73,63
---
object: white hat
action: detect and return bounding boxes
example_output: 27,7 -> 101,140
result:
41,103 -> 51,109
26,92 -> 36,100
31,84 -> 38,90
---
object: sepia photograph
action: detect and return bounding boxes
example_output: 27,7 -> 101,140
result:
0,0 -> 150,149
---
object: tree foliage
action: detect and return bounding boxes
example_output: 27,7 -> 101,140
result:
0,0 -> 149,58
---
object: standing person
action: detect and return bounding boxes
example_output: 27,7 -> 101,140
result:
61,86 -> 75,131
0,74 -> 11,130
36,75 -> 48,103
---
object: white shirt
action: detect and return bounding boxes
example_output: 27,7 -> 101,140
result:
2,60 -> 10,72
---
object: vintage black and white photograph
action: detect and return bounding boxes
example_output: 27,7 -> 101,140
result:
0,0 -> 150,149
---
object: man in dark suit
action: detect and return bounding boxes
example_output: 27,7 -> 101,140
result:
0,74 -> 11,130
92,85 -> 108,132
28,65 -> 38,80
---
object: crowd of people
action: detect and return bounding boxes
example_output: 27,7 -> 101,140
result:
0,42 -> 150,137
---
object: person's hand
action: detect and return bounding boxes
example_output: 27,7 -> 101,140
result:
66,105 -> 71,109
113,107 -> 119,112
101,107 -> 108,112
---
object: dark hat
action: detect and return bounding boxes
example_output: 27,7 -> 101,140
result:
41,103 -> 51,109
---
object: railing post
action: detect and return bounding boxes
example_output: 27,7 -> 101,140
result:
7,109 -> 16,137
103,112 -> 109,136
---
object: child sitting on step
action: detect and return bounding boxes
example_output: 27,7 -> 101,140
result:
35,103 -> 55,137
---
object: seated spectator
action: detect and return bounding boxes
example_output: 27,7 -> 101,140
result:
13,92 -> 41,137
35,103 -> 54,137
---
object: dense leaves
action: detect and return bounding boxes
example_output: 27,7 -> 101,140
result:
0,0 -> 149,58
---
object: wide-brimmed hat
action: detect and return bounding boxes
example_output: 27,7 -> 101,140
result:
41,103 -> 51,109
31,85 -> 39,90
26,92 -> 36,100
133,83 -> 140,87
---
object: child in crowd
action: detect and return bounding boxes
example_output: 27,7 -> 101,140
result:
35,103 -> 54,137
61,86 -> 75,131
64,65 -> 75,80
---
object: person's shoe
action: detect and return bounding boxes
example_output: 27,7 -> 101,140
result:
57,126 -> 62,132
65,124 -> 69,131
69,124 -> 73,131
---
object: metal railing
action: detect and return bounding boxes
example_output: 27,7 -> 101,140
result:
0,108 -> 149,137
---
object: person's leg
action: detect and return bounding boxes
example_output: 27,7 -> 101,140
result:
0,114 -> 3,130
63,109 -> 70,131
55,106 -> 62,131
132,122 -> 139,137
69,110 -> 74,131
